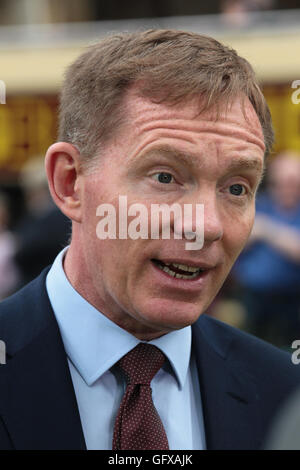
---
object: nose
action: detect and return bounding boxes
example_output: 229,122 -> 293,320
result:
202,195 -> 224,245
173,190 -> 224,247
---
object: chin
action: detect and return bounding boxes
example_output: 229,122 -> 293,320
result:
134,297 -> 204,332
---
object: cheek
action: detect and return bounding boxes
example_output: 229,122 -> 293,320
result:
81,188 -> 99,231
225,213 -> 254,259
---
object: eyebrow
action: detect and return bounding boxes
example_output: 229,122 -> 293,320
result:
225,157 -> 264,173
138,145 -> 264,175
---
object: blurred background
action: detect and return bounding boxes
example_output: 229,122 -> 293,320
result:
0,0 -> 300,349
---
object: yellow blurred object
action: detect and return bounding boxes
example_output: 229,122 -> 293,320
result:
263,86 -> 300,154
0,95 -> 57,172
212,299 -> 247,330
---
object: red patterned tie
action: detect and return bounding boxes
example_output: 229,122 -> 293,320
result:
112,343 -> 169,450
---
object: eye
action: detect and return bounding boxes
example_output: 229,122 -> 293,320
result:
229,183 -> 246,196
152,172 -> 174,184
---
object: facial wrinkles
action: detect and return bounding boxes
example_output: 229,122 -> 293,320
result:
120,126 -> 264,174
143,119 -> 263,148
122,132 -> 264,183
123,94 -> 265,152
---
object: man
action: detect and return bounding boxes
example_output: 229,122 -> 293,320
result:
0,29 -> 299,450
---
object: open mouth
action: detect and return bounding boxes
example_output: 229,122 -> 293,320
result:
151,259 -> 206,280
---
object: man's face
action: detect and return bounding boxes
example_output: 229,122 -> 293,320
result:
268,157 -> 300,210
75,90 -> 265,339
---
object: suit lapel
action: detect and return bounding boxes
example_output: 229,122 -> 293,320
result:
0,270 -> 86,450
192,317 -> 262,450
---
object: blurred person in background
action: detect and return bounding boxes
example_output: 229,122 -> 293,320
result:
14,157 -> 71,286
0,192 -> 19,299
220,0 -> 275,27
233,151 -> 300,347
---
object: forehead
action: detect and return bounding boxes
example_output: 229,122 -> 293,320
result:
118,86 -> 265,155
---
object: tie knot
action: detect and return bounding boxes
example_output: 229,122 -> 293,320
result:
117,343 -> 166,385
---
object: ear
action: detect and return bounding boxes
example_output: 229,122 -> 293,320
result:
45,142 -> 82,223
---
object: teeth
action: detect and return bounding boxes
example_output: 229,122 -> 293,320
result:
159,264 -> 200,279
162,266 -> 176,277
172,263 -> 199,273
174,272 -> 199,279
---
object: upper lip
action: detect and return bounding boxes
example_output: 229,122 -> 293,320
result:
152,258 -> 217,270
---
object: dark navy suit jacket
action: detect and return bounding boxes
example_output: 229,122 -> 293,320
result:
1,267 -> 300,450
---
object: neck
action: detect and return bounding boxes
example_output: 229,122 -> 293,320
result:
63,235 -> 171,341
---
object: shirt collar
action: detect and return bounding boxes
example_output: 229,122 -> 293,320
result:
46,247 -> 191,390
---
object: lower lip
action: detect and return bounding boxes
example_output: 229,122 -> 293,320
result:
150,260 -> 211,292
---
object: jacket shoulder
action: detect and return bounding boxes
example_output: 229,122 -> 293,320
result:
195,314 -> 300,385
0,267 -> 52,356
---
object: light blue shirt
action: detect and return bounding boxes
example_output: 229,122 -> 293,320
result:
46,248 -> 206,450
